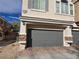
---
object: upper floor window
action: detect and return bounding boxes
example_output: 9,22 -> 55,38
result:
56,0 -> 74,15
28,0 -> 48,11
61,2 -> 68,14
70,4 -> 73,15
56,1 -> 60,13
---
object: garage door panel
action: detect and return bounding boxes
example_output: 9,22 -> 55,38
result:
31,29 -> 63,47
73,31 -> 79,45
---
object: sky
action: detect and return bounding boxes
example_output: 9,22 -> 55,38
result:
0,0 -> 22,23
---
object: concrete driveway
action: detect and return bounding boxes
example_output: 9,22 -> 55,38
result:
0,43 -> 18,59
17,47 -> 79,59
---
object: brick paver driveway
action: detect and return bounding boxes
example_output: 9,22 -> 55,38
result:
17,46 -> 79,59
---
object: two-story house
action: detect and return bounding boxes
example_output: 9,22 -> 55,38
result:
19,0 -> 79,49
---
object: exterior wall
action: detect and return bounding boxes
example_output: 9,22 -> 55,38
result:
74,1 -> 79,22
22,0 -> 74,22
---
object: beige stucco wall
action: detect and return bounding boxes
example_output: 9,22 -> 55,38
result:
74,1 -> 79,22
22,0 -> 74,22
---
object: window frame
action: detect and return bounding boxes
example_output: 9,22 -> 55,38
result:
61,2 -> 69,14
29,0 -> 47,12
56,1 -> 60,14
69,4 -> 74,15
55,0 -> 74,16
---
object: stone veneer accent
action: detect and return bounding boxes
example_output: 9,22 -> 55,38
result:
18,35 -> 27,51
19,35 -> 26,41
65,36 -> 73,41
64,36 -> 73,46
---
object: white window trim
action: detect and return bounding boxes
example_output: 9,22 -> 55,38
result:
68,4 -> 71,15
72,3 -> 75,16
30,9 -> 46,12
69,3 -> 74,16
55,0 -> 74,16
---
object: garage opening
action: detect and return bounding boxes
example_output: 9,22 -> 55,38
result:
72,31 -> 79,45
26,29 -> 63,48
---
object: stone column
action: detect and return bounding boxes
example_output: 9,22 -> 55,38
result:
19,20 -> 27,51
64,26 -> 73,47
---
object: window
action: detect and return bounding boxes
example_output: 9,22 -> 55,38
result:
70,4 -> 73,15
28,0 -> 48,11
61,2 -> 68,14
56,1 -> 60,13
56,0 -> 74,15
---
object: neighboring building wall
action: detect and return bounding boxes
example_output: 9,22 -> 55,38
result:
72,0 -> 79,22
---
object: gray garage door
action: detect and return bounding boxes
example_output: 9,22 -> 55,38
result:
27,29 -> 63,47
73,31 -> 79,45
